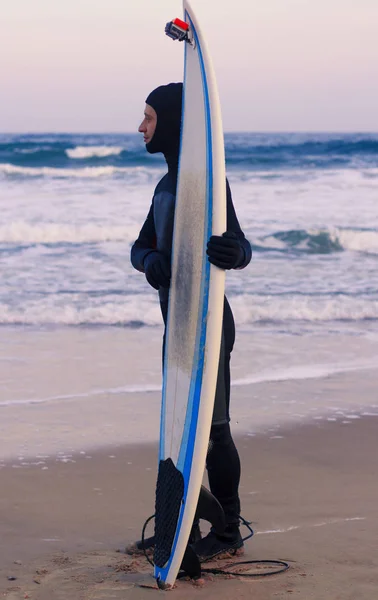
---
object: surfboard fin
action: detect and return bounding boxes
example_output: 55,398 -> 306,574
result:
194,485 -> 226,533
179,544 -> 202,580
178,486 -> 226,579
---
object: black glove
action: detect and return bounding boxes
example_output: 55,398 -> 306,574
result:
206,231 -> 244,270
143,252 -> 171,290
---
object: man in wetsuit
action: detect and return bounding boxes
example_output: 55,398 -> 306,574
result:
130,83 -> 252,561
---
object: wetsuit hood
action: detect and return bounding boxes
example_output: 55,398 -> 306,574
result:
145,82 -> 183,171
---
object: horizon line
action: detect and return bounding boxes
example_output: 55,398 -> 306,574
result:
1,130 -> 378,136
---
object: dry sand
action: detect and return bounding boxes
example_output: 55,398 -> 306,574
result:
1,416 -> 378,599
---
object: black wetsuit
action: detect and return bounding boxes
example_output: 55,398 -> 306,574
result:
131,164 -> 251,524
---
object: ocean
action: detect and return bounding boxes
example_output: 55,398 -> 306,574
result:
1,132 -> 377,330
1,132 -> 378,460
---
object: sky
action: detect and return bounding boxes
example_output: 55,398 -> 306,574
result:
1,0 -> 378,132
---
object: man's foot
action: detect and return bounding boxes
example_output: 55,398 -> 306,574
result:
125,535 -> 155,556
191,527 -> 244,563
125,521 -> 202,556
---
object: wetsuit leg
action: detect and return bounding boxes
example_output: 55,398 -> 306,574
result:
206,297 -> 241,526
161,297 -> 241,526
206,423 -> 241,526
211,296 -> 235,425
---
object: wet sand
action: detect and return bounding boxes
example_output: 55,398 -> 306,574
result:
1,416 -> 378,599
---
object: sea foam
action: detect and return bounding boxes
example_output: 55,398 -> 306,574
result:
66,146 -> 123,159
0,163 -> 162,181
0,221 -> 137,244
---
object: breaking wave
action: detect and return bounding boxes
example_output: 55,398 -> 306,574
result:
253,228 -> 378,255
0,222 -> 136,245
0,163 -> 162,182
66,146 -> 123,159
0,294 -> 377,327
2,133 -> 378,172
0,223 -> 377,255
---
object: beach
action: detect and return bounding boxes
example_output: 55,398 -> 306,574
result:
1,328 -> 378,599
1,408 -> 377,599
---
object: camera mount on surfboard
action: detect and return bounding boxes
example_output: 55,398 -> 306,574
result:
165,18 -> 191,43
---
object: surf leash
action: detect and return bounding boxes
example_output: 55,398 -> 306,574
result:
140,513 -> 290,579
201,559 -> 290,578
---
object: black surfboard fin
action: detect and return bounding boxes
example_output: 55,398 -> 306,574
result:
179,544 -> 202,580
194,485 -> 226,534
179,486 -> 226,579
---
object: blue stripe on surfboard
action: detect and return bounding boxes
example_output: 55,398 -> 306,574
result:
155,10 -> 213,585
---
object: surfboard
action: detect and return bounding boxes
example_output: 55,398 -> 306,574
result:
153,0 -> 227,589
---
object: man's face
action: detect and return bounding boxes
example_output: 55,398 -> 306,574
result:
138,104 -> 157,145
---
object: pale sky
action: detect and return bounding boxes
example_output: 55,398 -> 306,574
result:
1,0 -> 378,132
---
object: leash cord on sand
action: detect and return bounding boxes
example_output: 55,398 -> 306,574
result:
201,559 -> 290,578
141,513 -> 155,567
141,513 -> 290,578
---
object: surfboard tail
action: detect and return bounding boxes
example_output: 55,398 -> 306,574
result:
154,484 -> 226,588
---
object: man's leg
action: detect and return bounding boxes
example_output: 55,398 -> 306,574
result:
206,422 -> 241,528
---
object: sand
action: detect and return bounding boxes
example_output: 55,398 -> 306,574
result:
1,415 -> 378,599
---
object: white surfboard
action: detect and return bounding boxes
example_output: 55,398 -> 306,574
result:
153,0 -> 226,589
